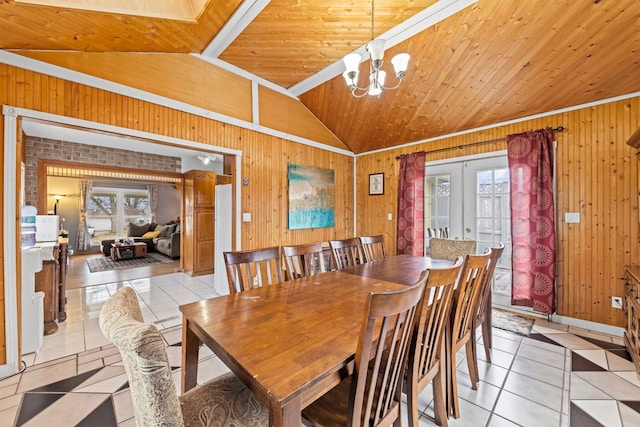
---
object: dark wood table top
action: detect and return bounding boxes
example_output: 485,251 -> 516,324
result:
180,269 -> 409,425
341,254 -> 455,285
179,255 -> 445,426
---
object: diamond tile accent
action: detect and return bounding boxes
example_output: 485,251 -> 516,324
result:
4,270 -> 635,426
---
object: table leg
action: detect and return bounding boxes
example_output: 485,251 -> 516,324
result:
181,318 -> 200,393
269,396 -> 301,427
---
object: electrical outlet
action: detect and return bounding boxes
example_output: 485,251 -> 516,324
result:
612,296 -> 623,309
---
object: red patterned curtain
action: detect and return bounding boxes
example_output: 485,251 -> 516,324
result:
507,128 -> 556,314
396,152 -> 425,256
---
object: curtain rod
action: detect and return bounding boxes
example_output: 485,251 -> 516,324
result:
395,126 -> 565,159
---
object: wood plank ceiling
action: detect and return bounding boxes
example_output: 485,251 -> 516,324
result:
1,0 -> 639,154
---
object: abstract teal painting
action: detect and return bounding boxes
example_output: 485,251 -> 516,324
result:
288,163 -> 335,229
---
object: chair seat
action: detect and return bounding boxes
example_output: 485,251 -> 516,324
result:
180,372 -> 269,427
302,378 -> 352,426
302,376 -> 397,427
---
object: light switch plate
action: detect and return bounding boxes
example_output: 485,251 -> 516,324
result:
242,212 -> 251,222
387,213 -> 393,220
565,212 -> 580,223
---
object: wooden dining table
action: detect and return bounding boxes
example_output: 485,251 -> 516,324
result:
179,254 -> 453,426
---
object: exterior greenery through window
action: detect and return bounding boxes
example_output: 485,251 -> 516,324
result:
86,187 -> 150,237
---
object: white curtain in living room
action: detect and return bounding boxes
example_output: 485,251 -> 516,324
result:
76,179 -> 93,250
147,184 -> 158,223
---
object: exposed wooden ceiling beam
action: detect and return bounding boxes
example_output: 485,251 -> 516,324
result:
202,0 -> 271,58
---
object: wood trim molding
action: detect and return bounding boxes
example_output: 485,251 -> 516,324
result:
36,159 -> 185,213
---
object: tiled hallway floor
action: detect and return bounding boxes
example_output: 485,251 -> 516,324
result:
0,272 -> 635,426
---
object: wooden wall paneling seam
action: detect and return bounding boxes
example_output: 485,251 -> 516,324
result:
582,106 -> 592,320
606,102 -> 617,324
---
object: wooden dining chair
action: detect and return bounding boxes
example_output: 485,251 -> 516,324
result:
302,273 -> 427,427
360,234 -> 388,262
329,237 -> 366,269
405,257 -> 464,427
447,251 -> 492,419
99,286 -> 268,426
223,246 -> 284,294
282,242 -> 328,279
473,243 -> 505,366
430,238 -> 476,261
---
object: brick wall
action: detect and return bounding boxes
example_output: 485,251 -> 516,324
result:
24,136 -> 181,207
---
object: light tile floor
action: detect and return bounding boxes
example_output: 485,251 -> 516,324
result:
0,272 -> 635,426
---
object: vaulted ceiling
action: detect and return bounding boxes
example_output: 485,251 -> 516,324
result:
1,0 -> 639,153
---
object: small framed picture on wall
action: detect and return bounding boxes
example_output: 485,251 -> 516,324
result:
369,173 -> 384,195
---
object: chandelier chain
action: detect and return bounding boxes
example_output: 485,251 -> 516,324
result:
371,0 -> 375,41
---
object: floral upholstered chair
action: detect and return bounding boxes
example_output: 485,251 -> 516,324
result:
430,238 -> 477,261
99,286 -> 268,427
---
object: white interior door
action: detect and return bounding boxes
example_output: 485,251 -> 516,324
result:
426,153 -> 523,312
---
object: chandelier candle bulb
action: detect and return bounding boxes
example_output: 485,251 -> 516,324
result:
391,53 -> 410,77
343,53 -> 361,74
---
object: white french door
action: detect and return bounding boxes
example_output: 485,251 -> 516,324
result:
425,153 -> 526,312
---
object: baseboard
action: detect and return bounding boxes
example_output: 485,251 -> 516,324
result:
550,313 -> 625,338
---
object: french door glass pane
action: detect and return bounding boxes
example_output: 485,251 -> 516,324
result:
475,167 -> 511,295
425,174 -> 451,243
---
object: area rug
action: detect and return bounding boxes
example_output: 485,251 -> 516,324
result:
491,308 -> 535,336
86,252 -> 175,273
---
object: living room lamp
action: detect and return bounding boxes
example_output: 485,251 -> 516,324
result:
53,194 -> 62,215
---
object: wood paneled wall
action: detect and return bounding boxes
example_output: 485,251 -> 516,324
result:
356,97 -> 640,327
12,51 -> 348,149
0,63 -> 354,362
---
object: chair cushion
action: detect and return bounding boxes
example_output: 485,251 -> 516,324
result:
180,372 -> 269,427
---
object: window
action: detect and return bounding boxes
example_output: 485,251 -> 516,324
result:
424,173 -> 451,234
86,187 -> 150,237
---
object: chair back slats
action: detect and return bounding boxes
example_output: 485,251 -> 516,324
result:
404,257 -> 463,427
360,235 -> 388,262
414,257 -> 463,378
473,242 -> 506,367
350,274 -> 427,426
282,242 -> 327,279
427,227 -> 449,239
446,251 -> 492,419
476,243 -> 505,324
223,246 -> 283,294
452,252 -> 492,344
329,237 -> 365,269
